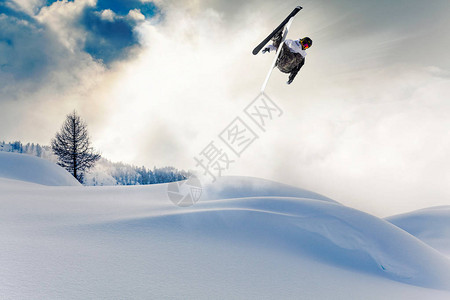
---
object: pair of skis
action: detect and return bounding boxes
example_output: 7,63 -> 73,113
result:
253,6 -> 302,92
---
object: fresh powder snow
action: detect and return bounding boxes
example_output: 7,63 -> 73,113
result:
0,152 -> 80,186
1,153 -> 450,299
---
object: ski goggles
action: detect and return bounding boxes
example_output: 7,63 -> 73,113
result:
303,43 -> 310,49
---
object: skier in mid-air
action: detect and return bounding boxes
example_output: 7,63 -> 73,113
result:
261,30 -> 312,85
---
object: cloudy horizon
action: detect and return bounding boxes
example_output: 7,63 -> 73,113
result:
1,0 -> 450,216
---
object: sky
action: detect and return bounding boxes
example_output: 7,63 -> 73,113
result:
1,0 -> 450,216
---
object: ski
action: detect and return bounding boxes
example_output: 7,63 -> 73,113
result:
252,6 -> 302,55
260,17 -> 294,92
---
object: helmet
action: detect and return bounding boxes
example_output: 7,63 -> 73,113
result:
300,37 -> 312,49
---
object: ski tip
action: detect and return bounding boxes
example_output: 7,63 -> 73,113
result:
252,49 -> 259,55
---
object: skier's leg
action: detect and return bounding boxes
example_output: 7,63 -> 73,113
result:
271,27 -> 284,49
276,43 -> 293,72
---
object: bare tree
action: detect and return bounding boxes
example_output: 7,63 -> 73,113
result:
51,111 -> 101,183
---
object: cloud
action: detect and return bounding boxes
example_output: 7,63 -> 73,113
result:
0,0 -> 160,91
263,65 -> 450,216
0,0 -> 161,144
0,0 -> 162,104
80,6 -> 140,64
0,7 -> 66,96
37,0 -> 157,65
0,1 -> 38,21
94,0 -> 158,19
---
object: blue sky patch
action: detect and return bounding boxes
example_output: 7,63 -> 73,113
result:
95,0 -> 159,19
44,0 -> 158,19
41,1 -> 159,65
80,6 -> 142,65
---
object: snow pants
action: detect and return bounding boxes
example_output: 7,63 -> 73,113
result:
272,30 -> 304,74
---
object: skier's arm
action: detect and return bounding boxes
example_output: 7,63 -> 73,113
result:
287,59 -> 304,84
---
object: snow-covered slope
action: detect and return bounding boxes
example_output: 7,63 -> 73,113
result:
0,152 -> 80,186
386,206 -> 450,257
1,174 -> 450,298
202,176 -> 338,203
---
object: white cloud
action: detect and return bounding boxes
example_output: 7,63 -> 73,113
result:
100,9 -> 115,21
35,0 -> 95,51
127,9 -> 145,21
11,0 -> 45,15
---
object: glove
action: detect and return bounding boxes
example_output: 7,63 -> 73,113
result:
286,78 -> 293,85
262,47 -> 270,54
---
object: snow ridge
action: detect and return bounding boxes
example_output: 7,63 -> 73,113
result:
1,153 -> 450,298
0,152 -> 80,186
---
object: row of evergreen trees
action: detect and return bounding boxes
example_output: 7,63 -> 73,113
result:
0,141 -> 190,186
1,141 -> 46,157
110,165 -> 190,186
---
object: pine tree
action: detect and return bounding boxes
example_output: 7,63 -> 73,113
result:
36,144 -> 42,157
51,111 -> 101,183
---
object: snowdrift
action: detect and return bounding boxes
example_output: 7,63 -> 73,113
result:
386,206 -> 450,257
0,152 -> 80,186
201,176 -> 338,203
1,175 -> 450,298
102,193 -> 450,290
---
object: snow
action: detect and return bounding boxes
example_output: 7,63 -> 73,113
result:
201,175 -> 338,203
0,152 -> 80,186
1,153 -> 450,299
386,206 -> 450,257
